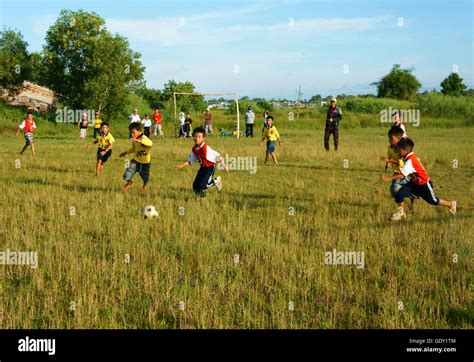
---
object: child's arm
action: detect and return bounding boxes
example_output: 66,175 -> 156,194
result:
380,173 -> 404,182
175,161 -> 191,170
216,156 -> 230,173
15,127 -> 21,136
119,147 -> 134,158
277,136 -> 283,146
86,139 -> 98,150
379,156 -> 398,164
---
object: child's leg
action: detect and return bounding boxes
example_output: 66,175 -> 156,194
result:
324,129 -> 331,151
139,163 -> 150,191
20,144 -> 29,154
96,160 -> 103,176
270,152 -> 278,165
264,152 -> 269,164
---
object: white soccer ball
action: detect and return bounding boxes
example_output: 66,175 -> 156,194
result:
141,205 -> 158,219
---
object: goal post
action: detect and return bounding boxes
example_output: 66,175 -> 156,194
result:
173,92 -> 240,138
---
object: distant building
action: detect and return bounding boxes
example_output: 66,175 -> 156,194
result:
208,101 -> 231,109
3,81 -> 57,112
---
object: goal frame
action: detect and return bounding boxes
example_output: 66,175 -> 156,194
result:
173,92 -> 240,138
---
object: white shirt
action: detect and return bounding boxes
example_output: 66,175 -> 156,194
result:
129,114 -> 141,123
142,119 -> 152,127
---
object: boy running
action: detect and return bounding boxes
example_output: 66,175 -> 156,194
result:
152,109 -> 164,138
16,112 -> 36,155
379,126 -> 415,209
119,122 -> 153,191
175,126 -> 229,197
381,138 -> 456,220
87,122 -> 115,176
261,116 -> 283,165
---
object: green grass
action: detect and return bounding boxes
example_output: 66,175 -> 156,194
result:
0,117 -> 473,328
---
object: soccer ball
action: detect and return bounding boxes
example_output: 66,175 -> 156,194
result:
141,205 -> 158,219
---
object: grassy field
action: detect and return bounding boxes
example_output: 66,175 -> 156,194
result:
0,115 -> 473,328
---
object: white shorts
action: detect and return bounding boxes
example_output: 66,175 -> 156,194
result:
80,128 -> 87,138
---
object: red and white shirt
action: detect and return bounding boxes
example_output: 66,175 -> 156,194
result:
400,152 -> 430,185
18,119 -> 36,133
188,142 -> 220,168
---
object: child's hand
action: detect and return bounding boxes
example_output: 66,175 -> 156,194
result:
380,174 -> 392,182
99,151 -> 106,156
224,165 -> 230,173
379,156 -> 389,162
175,164 -> 182,171
119,151 -> 127,158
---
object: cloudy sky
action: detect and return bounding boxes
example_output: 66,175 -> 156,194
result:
1,0 -> 472,99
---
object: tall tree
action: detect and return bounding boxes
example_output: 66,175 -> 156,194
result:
0,28 -> 31,91
43,9 -> 144,119
440,72 -> 467,96
372,64 -> 421,100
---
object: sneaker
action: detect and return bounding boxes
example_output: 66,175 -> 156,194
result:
215,176 -> 222,191
449,200 -> 457,215
391,207 -> 406,221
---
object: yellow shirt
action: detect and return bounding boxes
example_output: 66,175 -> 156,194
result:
387,145 -> 404,173
126,134 -> 153,164
93,118 -> 103,129
262,126 -> 280,141
97,132 -> 115,150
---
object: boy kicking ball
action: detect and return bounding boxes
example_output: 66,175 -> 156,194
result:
261,116 -> 283,165
119,122 -> 153,192
16,112 -> 36,155
381,138 -> 456,221
175,126 -> 229,197
87,122 -> 115,176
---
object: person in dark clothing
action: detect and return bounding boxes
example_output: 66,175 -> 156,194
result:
324,98 -> 343,151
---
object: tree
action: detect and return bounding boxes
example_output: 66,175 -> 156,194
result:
161,80 -> 206,114
29,52 -> 48,86
0,28 -> 31,91
372,64 -> 421,100
309,94 -> 322,103
43,9 -> 144,120
440,72 -> 467,96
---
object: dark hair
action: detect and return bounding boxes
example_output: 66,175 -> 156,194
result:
27,112 -> 33,116
388,126 -> 404,138
128,122 -> 142,131
192,126 -> 206,136
397,138 -> 414,152
266,115 -> 274,121
101,122 -> 109,127
145,114 -> 149,117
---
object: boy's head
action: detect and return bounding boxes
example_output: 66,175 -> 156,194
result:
27,112 -> 33,120
145,114 -> 150,119
155,108 -> 160,113
101,122 -> 109,133
266,115 -> 274,125
186,113 -> 191,118
192,126 -> 206,144
129,122 -> 142,138
95,112 -> 100,118
133,108 -> 138,114
396,138 -> 414,157
388,126 -> 404,145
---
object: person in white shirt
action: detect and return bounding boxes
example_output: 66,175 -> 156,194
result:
141,114 -> 152,137
178,111 -> 186,138
244,107 -> 255,137
128,109 -> 141,138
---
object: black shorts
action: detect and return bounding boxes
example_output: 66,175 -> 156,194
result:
97,149 -> 112,163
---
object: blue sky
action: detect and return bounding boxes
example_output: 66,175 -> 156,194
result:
1,0 -> 472,99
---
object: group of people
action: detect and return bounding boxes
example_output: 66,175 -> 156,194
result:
128,108 -> 164,138
13,100 -> 458,221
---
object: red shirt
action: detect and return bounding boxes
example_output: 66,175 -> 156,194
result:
400,152 -> 430,185
20,119 -> 36,133
188,143 -> 220,168
152,113 -> 162,124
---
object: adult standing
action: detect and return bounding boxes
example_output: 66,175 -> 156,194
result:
244,107 -> 255,137
128,108 -> 140,138
178,111 -> 185,138
78,111 -> 89,139
204,109 -> 213,135
324,98 -> 342,151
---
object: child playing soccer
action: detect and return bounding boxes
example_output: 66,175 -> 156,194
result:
15,112 -> 36,155
87,122 -> 115,176
381,138 -> 457,220
379,126 -> 415,210
261,116 -> 283,165
175,126 -> 229,197
119,122 -> 153,191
